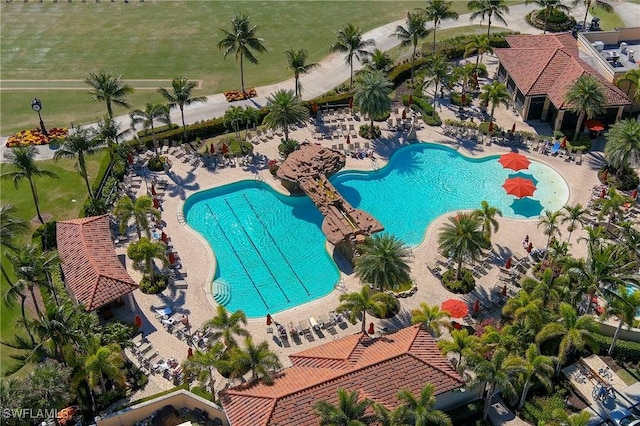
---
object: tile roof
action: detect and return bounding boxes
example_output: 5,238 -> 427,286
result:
494,33 -> 631,109
57,215 -> 137,311
220,325 -> 464,426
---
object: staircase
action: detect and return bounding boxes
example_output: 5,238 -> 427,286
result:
212,280 -> 231,306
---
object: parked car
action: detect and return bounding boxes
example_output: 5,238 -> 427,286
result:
606,409 -> 640,426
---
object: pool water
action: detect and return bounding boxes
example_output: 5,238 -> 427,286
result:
624,283 -> 640,318
184,143 -> 569,317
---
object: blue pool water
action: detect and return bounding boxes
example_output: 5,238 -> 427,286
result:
624,283 -> 640,317
184,143 -> 569,317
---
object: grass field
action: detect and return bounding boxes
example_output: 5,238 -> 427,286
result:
588,5 -> 625,31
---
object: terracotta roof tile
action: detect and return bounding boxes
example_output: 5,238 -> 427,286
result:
220,325 -> 464,426
494,33 -> 631,109
56,215 -> 137,311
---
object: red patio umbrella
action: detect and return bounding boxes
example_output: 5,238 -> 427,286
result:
367,322 -> 375,335
127,152 -> 134,165
187,347 -> 193,359
498,152 -> 531,171
349,98 -> 354,109
408,95 -> 414,106
632,189 -> 638,199
161,232 -> 168,243
168,252 -> 176,265
502,177 -> 537,198
511,123 -> 516,134
502,285 -> 508,297
153,198 -> 160,209
151,185 -> 157,196
312,101 -> 318,113
134,315 -> 142,328
584,119 -> 605,132
505,257 -> 512,269
527,242 -> 533,253
441,299 -> 468,318
266,314 -> 272,326
473,300 -> 480,314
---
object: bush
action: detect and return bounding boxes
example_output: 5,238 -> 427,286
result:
592,332 -> 640,362
610,166 -> 640,191
358,124 -> 382,139
446,401 -> 486,425
478,121 -> 503,135
278,139 -> 300,158
388,57 -> 430,87
441,267 -> 476,293
139,275 -> 168,294
403,94 -> 442,127
137,123 -> 179,138
147,155 -> 167,172
450,92 -> 473,107
428,32 -> 514,61
526,9 -> 575,32
305,92 -> 354,114
190,386 -> 214,401
367,292 -> 400,319
568,135 -> 591,152
522,393 -> 567,426
268,159 -> 280,176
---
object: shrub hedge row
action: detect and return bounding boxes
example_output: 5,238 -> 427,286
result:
592,332 -> 640,362
430,32 -> 514,61
402,94 -> 442,126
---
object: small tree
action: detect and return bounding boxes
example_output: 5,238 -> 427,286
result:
336,286 -> 386,333
564,75 -> 605,142
127,237 -> 168,286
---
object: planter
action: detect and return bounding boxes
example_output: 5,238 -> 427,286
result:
224,88 -> 258,102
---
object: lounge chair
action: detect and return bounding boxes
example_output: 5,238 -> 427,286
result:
550,141 -> 561,155
298,320 -> 312,338
575,150 -> 583,165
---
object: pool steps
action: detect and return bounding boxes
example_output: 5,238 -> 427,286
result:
212,281 -> 231,305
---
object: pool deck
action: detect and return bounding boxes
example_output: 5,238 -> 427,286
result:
113,56 -> 609,400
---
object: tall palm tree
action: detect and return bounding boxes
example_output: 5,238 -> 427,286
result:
29,301 -> 78,363
472,200 -> 502,241
619,68 -> 640,101
158,77 -> 207,142
504,344 -> 555,409
604,288 -> 640,355
397,383 -> 452,426
113,195 -> 161,239
95,115 -> 127,147
84,70 -> 134,118
285,48 -> 318,98
373,403 -> 409,426
604,119 -> 640,171
225,337 -> 281,384
535,303 -> 600,373
468,348 -> 519,420
353,70 -> 393,134
464,35 -> 493,75
218,14 -> 268,95
27,360 -> 72,414
572,0 -> 613,33
263,89 -> 310,141
537,209 -> 563,254
182,342 -> 225,396
521,268 -> 566,310
502,290 -> 544,330
1,145 -> 58,224
393,11 -> 431,82
561,204 -> 588,243
126,237 -> 168,286
437,213 -> 488,281
53,127 -> 102,200
82,337 -> 126,394
130,102 -> 171,147
526,0 -> 570,33
564,75 -> 605,142
467,0 -> 510,37
203,306 -> 250,348
437,328 -> 477,370
422,0 -> 459,53
330,23 -> 375,89
223,106 -> 246,141
595,187 -> 632,225
452,63 -> 486,95
336,285 -> 386,333
243,106 -> 260,140
422,54 -> 451,102
363,49 -> 394,73
479,81 -> 510,123
0,204 -> 29,287
354,234 -> 412,291
411,303 -> 451,337
314,388 -> 377,426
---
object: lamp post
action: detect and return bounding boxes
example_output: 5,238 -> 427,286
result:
31,98 -> 48,136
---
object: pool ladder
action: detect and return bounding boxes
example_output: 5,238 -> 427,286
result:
176,211 -> 186,225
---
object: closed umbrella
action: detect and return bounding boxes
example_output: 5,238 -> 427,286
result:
502,285 -> 508,297
505,257 -> 512,269
402,109 -> 407,120
210,143 -> 215,154
346,134 -> 351,145
349,98 -> 353,110
441,299 -> 468,318
488,122 -> 494,133
511,123 -> 516,134
527,242 -> 533,253
151,185 -> 157,196
408,95 -> 413,106
153,198 -> 160,209
473,300 -> 480,313
187,347 -> 193,359
134,315 -> 142,328
632,189 -> 638,199
222,143 -> 228,154
127,152 -> 134,165
266,313 -> 272,326
161,232 -> 168,243
168,252 -> 176,265
461,93 -> 467,104
367,322 -> 375,335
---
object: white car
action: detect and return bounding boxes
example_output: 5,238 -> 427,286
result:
607,409 -> 640,426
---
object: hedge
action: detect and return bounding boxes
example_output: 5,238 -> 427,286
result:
388,57 -> 429,88
402,94 -> 442,126
592,332 -> 640,361
137,123 -> 179,138
429,32 -> 515,61
306,92 -> 354,110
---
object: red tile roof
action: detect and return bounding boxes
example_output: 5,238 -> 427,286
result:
220,325 -> 464,426
57,215 -> 137,311
494,33 -> 631,109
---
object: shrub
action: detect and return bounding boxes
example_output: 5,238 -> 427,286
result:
450,92 -> 473,107
147,155 -> 167,172
567,135 -> 591,152
522,393 -> 567,426
139,275 -> 168,294
278,139 -> 300,158
592,331 -> 640,361
190,386 -> 214,401
441,268 -> 476,293
478,121 -> 503,135
403,94 -> 442,126
526,10 -> 575,32
304,92 -> 354,114
388,57 -> 430,87
428,32 -> 514,61
358,124 -> 382,139
367,292 -> 399,319
137,123 -> 179,138
268,159 -> 280,176
372,111 -> 391,122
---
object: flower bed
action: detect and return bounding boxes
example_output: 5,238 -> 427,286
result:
6,127 -> 68,148
224,88 -> 257,102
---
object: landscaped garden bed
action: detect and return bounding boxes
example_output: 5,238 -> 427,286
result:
6,127 -> 68,147
224,88 -> 257,102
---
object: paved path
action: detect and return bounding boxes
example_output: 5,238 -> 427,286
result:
1,1 -> 597,161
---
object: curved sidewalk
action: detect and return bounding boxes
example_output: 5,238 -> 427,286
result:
0,2 -> 591,161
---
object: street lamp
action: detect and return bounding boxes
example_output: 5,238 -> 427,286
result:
31,98 -> 48,136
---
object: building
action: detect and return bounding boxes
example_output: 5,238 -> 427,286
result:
494,33 -> 632,131
220,325 -> 469,426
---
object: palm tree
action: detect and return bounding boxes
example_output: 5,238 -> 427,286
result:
604,288 -> 640,355
561,204 -> 588,243
526,0 -> 570,33
619,68 -> 640,101
84,70 -> 133,118
82,337 -> 126,394
452,63 -> 486,95
226,337 -> 281,384
314,388 -> 377,426
504,344 -> 555,409
113,195 -> 161,239
285,48 -> 318,98
354,234 -> 412,291
472,200 -> 502,241
479,81 -> 510,123
521,268 -> 566,310
502,290 -> 544,330
353,70 -> 393,134
411,303 -> 451,337
537,209 -> 563,254
203,306 -> 250,347
1,145 -> 58,224
564,75 -> 605,142
130,102 -> 171,147
53,127 -> 102,200
468,348 -> 519,420
423,0 -> 459,53
363,49 -> 394,73
572,0 -> 613,33
422,54 -> 451,102
437,213 -> 488,281
218,14 -> 268,95
29,301 -> 78,362
535,303 -> 600,372
0,204 -> 29,287
126,237 -> 168,286
95,115 -> 127,147
397,383 -> 452,426
595,187 -> 632,225
27,360 -> 72,413
467,0 -> 509,38
158,77 -> 207,142
604,119 -> 640,171
263,89 -> 309,141
243,106 -> 260,140
393,11 -> 431,82
336,285 -> 386,333
373,403 -> 409,426
182,342 -> 225,396
437,328 -> 477,370
330,23 -> 375,89
223,106 -> 246,141
464,35 -> 493,75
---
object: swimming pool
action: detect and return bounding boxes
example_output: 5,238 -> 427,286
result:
624,283 -> 640,318
184,143 -> 569,317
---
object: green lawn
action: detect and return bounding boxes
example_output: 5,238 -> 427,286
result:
587,5 -> 625,30
0,150 -> 107,375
